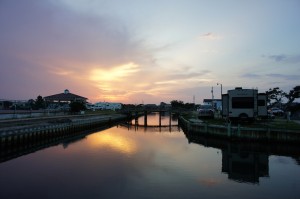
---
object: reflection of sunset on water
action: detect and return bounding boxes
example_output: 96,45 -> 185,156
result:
87,131 -> 137,155
132,112 -> 178,126
198,178 -> 222,187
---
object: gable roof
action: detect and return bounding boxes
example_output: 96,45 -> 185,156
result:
44,91 -> 87,102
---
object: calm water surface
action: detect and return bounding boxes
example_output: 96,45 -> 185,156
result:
1,113 -> 300,199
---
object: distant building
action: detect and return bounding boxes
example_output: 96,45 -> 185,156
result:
44,89 -> 88,103
160,102 -> 172,110
144,104 -> 158,110
93,102 -> 122,111
203,99 -> 222,110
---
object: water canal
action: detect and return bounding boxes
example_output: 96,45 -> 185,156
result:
0,113 -> 300,199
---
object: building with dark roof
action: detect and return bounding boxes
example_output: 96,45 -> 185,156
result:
203,99 -> 222,110
44,89 -> 88,103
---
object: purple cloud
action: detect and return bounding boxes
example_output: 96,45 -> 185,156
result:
264,54 -> 300,63
241,73 -> 261,78
268,54 -> 287,62
266,73 -> 300,80
0,0 -> 153,100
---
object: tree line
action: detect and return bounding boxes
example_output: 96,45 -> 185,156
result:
169,85 -> 300,112
266,85 -> 300,108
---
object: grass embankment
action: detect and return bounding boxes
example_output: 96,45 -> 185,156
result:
266,118 -> 300,130
181,111 -> 300,131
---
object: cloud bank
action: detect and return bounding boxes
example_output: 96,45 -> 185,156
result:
0,0 -> 156,102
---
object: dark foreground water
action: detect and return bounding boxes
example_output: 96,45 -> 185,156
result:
1,113 -> 300,199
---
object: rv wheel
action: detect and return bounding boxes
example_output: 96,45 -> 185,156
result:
239,113 -> 248,121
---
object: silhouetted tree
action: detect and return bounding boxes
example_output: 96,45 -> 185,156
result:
28,99 -> 35,109
266,87 -> 286,107
170,100 -> 184,108
69,101 -> 86,112
286,85 -> 300,107
3,101 -> 12,109
35,95 -> 45,109
184,103 -> 195,110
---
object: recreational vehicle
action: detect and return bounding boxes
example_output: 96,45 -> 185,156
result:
222,87 -> 267,121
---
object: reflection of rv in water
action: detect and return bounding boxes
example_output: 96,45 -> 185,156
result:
222,87 -> 267,121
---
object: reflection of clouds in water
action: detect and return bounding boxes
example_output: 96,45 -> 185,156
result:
198,178 -> 222,187
272,156 -> 293,165
87,132 -> 138,156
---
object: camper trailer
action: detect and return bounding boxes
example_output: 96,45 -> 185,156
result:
222,87 -> 267,121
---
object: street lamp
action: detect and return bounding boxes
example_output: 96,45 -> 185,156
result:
217,83 -> 223,117
217,83 -> 222,99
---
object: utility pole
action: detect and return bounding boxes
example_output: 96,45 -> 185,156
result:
211,87 -> 214,107
217,83 -> 222,99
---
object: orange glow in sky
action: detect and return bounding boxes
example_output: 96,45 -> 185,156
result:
1,0 -> 299,104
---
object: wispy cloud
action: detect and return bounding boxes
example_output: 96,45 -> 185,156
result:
198,32 -> 221,40
0,0 -> 155,102
1,0 -> 298,104
241,72 -> 299,81
89,63 -> 140,82
266,73 -> 300,80
263,54 -> 300,63
267,54 -> 287,62
289,55 -> 300,63
169,70 -> 211,80
49,68 -> 75,76
241,73 -> 261,78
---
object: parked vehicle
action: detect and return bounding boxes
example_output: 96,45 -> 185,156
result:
197,105 -> 215,119
269,107 -> 284,116
267,110 -> 275,119
222,87 -> 268,121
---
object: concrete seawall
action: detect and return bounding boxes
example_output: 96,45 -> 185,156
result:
0,114 -> 127,148
179,116 -> 300,143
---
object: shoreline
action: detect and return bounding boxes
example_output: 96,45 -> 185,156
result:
0,113 -> 126,130
0,113 -> 127,147
179,116 -> 300,143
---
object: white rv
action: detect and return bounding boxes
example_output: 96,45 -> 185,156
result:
222,87 -> 267,121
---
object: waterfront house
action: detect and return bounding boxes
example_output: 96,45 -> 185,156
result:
44,89 -> 88,103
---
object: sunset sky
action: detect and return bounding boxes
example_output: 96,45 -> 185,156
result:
1,0 -> 299,104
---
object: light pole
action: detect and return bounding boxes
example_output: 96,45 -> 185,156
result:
217,83 -> 222,99
211,87 -> 214,101
217,83 -> 223,117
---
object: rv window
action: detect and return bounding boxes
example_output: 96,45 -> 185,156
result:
232,97 -> 254,108
258,99 -> 265,106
